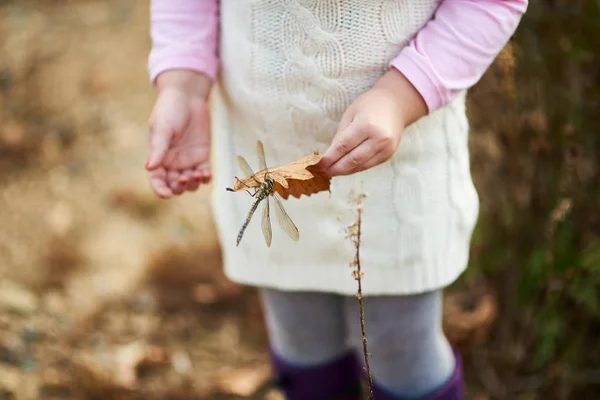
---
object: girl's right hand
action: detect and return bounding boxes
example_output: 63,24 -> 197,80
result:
145,70 -> 213,199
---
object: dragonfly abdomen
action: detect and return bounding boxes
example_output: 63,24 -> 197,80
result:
236,184 -> 271,246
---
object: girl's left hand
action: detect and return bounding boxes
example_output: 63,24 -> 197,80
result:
318,68 -> 428,177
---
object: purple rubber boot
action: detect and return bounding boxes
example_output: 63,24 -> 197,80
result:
371,349 -> 464,400
269,348 -> 363,400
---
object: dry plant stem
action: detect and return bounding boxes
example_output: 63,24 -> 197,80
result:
350,192 -> 373,400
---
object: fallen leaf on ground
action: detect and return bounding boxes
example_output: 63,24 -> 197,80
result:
115,341 -> 170,387
39,367 -> 72,398
193,281 -> 243,305
69,342 -> 170,395
227,140 -> 331,199
170,349 -> 192,375
0,280 -> 39,315
70,352 -> 125,397
0,364 -> 22,395
0,120 -> 27,150
46,202 -> 74,236
192,284 -> 218,304
108,187 -> 164,219
443,289 -> 497,350
211,364 -> 272,397
43,291 -> 68,316
40,233 -> 86,289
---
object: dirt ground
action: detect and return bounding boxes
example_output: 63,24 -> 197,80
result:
0,2 -> 498,399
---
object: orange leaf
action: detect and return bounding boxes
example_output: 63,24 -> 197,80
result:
211,364 -> 272,396
274,165 -> 331,199
226,141 -> 331,199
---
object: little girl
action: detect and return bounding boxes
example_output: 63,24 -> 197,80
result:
145,1 -> 528,399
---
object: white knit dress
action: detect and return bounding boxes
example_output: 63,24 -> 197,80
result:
209,0 -> 480,296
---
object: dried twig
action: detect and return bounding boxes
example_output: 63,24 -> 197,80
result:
347,191 -> 373,400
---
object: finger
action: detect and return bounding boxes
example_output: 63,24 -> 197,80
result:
193,164 -> 212,184
148,168 -> 173,199
319,122 -> 367,170
167,170 -> 186,195
151,179 -> 173,199
185,179 -> 201,192
360,148 -> 389,171
146,122 -> 173,170
170,185 -> 185,196
151,179 -> 174,199
177,169 -> 194,186
190,166 -> 203,182
190,170 -> 203,183
350,143 -> 396,173
323,138 -> 380,177
326,151 -> 386,177
180,168 -> 202,192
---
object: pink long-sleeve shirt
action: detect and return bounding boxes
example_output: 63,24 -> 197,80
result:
148,0 -> 528,113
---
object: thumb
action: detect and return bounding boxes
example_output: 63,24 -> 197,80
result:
146,123 -> 172,170
319,112 -> 359,170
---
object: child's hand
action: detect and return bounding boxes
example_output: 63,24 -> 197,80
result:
318,68 -> 427,177
145,70 -> 213,199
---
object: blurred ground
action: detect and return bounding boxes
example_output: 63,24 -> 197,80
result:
0,2 -> 274,399
0,1 -> 507,400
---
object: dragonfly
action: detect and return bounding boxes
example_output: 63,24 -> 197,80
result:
229,140 -> 300,247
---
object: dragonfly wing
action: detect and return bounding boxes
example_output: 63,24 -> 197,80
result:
237,155 -> 255,177
256,140 -> 268,172
261,196 -> 272,247
272,194 -> 299,241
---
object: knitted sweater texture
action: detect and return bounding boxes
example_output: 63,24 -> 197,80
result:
209,0 -> 480,295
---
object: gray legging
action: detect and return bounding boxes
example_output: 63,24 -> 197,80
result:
259,288 -> 455,398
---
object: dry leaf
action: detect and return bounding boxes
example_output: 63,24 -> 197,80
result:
108,187 -> 164,219
227,141 -> 331,199
443,290 -> 497,350
211,364 -> 272,397
115,342 -> 169,387
274,164 -> 331,199
0,280 -> 39,315
192,284 -> 218,304
170,350 -> 193,375
69,342 -> 169,394
70,352 -> 125,397
39,367 -> 72,397
0,365 -> 22,395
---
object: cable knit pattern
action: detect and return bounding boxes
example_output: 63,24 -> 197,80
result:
210,0 -> 480,296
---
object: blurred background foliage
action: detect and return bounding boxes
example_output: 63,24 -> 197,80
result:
463,0 -> 600,398
0,1 -> 599,399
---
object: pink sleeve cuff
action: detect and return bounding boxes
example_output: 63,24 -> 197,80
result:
389,0 -> 528,114
390,50 -> 445,113
148,50 -> 219,85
